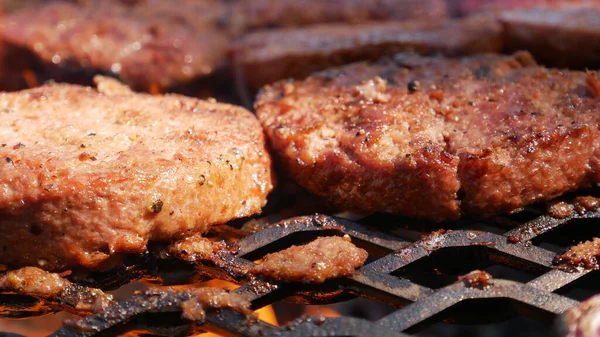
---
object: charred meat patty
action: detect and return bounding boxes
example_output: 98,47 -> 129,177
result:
256,52 -> 600,221
0,76 -> 273,271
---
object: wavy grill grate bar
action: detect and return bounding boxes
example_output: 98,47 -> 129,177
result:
2,196 -> 600,336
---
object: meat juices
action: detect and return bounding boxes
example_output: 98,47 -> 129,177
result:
0,76 -> 273,271
256,52 -> 600,221
1,0 -> 229,92
232,16 -> 503,92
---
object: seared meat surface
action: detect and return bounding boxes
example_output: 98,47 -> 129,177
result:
0,76 -> 273,271
256,52 -> 600,220
1,0 -> 228,92
232,16 -> 502,91
500,6 -> 600,69
228,0 -> 447,34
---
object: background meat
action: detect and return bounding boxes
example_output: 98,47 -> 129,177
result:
500,6 -> 600,69
449,0 -> 600,16
1,0 -> 229,92
232,15 -> 502,93
228,0 -> 448,34
256,52 -> 600,220
0,76 -> 273,271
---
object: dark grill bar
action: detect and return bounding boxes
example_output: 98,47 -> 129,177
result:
2,192 -> 600,337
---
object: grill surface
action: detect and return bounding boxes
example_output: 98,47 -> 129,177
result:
2,191 -> 600,336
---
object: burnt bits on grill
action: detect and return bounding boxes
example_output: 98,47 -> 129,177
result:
256,52 -> 600,221
0,267 -> 114,315
231,15 -> 503,92
554,238 -> 600,271
458,270 -> 493,289
0,0 -> 229,92
500,5 -> 600,69
180,287 -> 255,323
227,0 -> 448,34
0,76 -> 273,271
251,236 -> 368,283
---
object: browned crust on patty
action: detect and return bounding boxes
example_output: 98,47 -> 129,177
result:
231,16 -> 503,91
1,0 -> 229,91
256,52 -> 600,220
0,76 -> 273,271
500,6 -> 600,69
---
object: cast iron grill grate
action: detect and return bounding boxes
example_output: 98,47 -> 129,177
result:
2,192 -> 600,337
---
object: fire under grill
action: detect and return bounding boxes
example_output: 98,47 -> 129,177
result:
2,190 -> 600,337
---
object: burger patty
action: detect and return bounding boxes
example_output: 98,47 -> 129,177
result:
256,52 -> 600,221
231,16 -> 502,91
0,76 -> 274,271
228,0 -> 447,34
500,6 -> 600,69
1,0 -> 229,92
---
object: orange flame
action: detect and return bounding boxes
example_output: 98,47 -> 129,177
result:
303,305 -> 341,318
22,69 -> 38,88
148,82 -> 161,95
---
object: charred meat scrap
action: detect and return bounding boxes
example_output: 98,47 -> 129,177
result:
0,76 -> 273,271
256,52 -> 600,221
251,236 -> 368,284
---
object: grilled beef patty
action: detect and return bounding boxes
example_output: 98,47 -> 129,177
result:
256,52 -> 600,221
0,76 -> 273,271
500,6 -> 600,69
1,0 -> 228,92
231,16 -> 502,92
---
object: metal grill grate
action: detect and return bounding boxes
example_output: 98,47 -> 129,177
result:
2,192 -> 600,337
